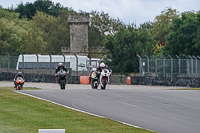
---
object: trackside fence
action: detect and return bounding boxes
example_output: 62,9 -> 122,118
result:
137,54 -> 200,78
129,54 -> 200,87
0,54 -> 126,84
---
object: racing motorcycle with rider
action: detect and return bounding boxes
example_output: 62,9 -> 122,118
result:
96,62 -> 112,89
14,72 -> 25,90
54,62 -> 69,89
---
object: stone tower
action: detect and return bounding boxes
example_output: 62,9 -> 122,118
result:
67,13 -> 90,56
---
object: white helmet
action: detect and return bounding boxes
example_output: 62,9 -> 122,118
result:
92,67 -> 97,71
100,62 -> 105,68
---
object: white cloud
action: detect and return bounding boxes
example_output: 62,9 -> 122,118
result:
1,0 -> 200,26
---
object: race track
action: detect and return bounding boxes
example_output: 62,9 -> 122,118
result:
1,81 -> 200,133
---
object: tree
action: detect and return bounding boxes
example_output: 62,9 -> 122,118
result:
34,0 -> 63,17
15,2 -> 36,20
20,10 -> 70,54
104,26 -> 156,74
163,11 -> 200,56
0,7 -> 28,55
8,0 -> 64,20
90,11 -> 125,45
150,7 -> 179,46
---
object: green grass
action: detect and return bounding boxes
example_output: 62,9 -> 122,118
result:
0,87 -> 156,133
167,88 -> 200,90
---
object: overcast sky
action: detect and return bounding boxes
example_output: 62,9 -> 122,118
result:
1,0 -> 200,26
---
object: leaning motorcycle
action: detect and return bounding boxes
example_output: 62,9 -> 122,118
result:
56,69 -> 67,90
90,71 -> 99,89
99,68 -> 111,90
15,77 -> 25,90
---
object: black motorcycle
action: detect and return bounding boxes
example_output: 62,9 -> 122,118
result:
56,69 -> 67,90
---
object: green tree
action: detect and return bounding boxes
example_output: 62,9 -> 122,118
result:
34,0 -> 63,17
104,26 -> 156,74
0,7 -> 28,55
20,10 -> 70,54
8,0 -> 64,20
150,8 -> 179,46
88,11 -> 126,57
90,11 -> 125,45
163,11 -> 200,56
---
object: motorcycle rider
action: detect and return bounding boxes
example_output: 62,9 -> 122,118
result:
89,67 -> 97,84
54,62 -> 68,83
14,72 -> 25,88
96,62 -> 112,84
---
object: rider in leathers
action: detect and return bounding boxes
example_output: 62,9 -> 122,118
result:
14,72 -> 25,88
96,62 -> 112,84
54,62 -> 68,83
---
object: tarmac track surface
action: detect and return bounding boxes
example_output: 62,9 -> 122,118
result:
1,81 -> 200,133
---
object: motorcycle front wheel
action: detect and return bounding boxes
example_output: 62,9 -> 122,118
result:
101,79 -> 107,90
60,80 -> 65,90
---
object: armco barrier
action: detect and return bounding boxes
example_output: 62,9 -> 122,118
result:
80,76 -> 89,84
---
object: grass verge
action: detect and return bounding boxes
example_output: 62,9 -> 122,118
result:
167,88 -> 200,90
0,87 -> 156,133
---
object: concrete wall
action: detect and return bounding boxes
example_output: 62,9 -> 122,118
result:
0,72 -> 80,84
0,72 -> 126,85
130,76 -> 200,87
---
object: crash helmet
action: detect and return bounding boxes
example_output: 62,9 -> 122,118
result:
58,62 -> 63,68
100,62 -> 105,69
18,72 -> 22,76
92,67 -> 97,71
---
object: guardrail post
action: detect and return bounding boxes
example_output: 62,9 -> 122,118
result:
188,55 -> 193,77
74,54 -> 78,77
35,53 -> 39,75
6,52 -> 10,72
193,56 -> 198,77
48,54 -> 52,75
20,53 -> 24,74
62,54 -> 65,66
160,55 -> 165,77
145,55 -> 149,76
87,54 -> 91,72
153,55 -> 157,77
168,55 -> 173,78
176,55 -> 181,77
197,56 -> 200,77
137,54 -> 142,76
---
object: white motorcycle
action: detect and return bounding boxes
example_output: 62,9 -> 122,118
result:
99,68 -> 111,89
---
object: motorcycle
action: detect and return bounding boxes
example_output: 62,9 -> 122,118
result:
15,77 -> 25,90
90,71 -> 99,89
99,68 -> 111,90
56,69 -> 67,90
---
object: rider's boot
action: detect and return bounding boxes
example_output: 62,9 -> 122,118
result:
14,82 -> 16,88
108,78 -> 111,84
